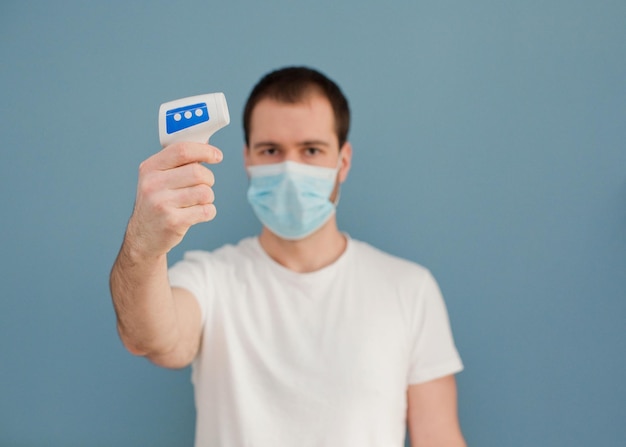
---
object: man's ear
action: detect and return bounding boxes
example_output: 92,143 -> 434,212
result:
338,142 -> 352,184
243,145 -> 250,169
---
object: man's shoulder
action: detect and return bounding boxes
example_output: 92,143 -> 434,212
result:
349,238 -> 431,278
178,236 -> 259,266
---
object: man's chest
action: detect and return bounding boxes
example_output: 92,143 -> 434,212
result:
206,275 -> 411,402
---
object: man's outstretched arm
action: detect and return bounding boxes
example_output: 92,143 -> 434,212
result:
109,142 -> 222,368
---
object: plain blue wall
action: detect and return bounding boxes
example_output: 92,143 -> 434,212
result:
1,1 -> 625,445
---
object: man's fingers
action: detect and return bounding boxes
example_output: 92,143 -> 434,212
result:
138,155 -> 216,200
143,142 -> 223,171
174,184 -> 215,209
176,203 -> 217,226
148,163 -> 215,190
156,202 -> 217,237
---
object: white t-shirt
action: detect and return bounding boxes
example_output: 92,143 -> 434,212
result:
168,236 -> 463,447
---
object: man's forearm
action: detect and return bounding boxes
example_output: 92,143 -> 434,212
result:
109,237 -> 180,357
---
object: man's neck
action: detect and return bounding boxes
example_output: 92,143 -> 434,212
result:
258,219 -> 347,273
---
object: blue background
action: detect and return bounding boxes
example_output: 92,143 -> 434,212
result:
1,1 -> 625,445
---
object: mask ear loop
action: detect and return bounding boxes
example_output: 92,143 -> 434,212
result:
332,156 -> 343,206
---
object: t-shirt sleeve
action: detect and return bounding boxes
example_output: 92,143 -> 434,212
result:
168,251 -> 214,326
407,270 -> 463,384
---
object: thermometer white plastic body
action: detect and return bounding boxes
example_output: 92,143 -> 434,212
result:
158,93 -> 230,147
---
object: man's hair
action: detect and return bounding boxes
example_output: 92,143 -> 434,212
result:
243,66 -> 350,147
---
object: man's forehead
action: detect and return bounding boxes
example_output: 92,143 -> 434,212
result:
252,92 -> 332,113
249,95 -> 334,129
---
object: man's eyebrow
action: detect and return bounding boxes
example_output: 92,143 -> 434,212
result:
252,141 -> 280,149
252,140 -> 331,149
299,140 -> 331,147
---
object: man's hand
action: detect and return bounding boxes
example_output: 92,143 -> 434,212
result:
126,142 -> 223,258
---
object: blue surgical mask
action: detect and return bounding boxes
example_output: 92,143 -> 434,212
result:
246,161 -> 339,240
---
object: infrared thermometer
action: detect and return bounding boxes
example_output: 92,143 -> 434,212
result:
158,93 -> 230,148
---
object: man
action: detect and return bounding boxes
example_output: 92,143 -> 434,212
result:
110,67 -> 465,446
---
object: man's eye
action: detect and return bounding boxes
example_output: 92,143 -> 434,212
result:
305,147 -> 320,155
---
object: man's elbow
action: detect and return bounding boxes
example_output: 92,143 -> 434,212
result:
117,324 -> 195,369
117,324 -> 150,357
146,350 -> 194,370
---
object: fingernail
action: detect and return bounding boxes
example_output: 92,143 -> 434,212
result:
215,149 -> 223,161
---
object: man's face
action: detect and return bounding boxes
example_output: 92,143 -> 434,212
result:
244,94 -> 352,186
